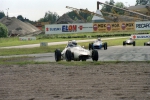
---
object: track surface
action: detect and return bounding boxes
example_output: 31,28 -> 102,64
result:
1,46 -> 150,62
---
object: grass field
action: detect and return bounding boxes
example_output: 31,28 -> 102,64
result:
0,31 -> 147,47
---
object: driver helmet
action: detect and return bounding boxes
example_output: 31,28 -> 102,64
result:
97,38 -> 101,41
72,40 -> 77,45
129,37 -> 132,40
68,41 -> 73,47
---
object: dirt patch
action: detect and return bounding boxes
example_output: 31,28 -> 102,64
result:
0,62 -> 150,100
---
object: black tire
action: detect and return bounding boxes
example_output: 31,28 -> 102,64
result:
144,42 -> 147,46
91,43 -> 93,50
123,41 -> 126,46
133,41 -> 135,46
54,49 -> 61,62
104,43 -> 106,50
89,43 -> 92,50
92,50 -> 99,61
65,49 -> 72,61
105,42 -> 107,50
104,42 -> 107,50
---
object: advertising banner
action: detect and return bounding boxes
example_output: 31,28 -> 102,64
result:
93,23 -> 121,32
19,37 -> 36,41
45,23 -> 93,34
93,23 -> 109,32
93,22 -> 135,32
135,21 -> 150,31
131,34 -> 150,39
120,22 -> 135,31
77,23 -> 93,33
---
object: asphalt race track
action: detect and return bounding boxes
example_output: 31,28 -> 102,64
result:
1,46 -> 150,62
97,46 -> 150,61
36,46 -> 150,62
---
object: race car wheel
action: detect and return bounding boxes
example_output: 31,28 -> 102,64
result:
105,42 -> 107,50
144,42 -> 147,46
123,41 -> 126,46
92,50 -> 99,61
104,42 -> 107,50
65,49 -> 72,61
55,49 -> 61,62
89,43 -> 93,50
133,41 -> 135,46
89,43 -> 92,50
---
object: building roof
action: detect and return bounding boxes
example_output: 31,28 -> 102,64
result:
92,10 -> 105,21
56,14 -> 75,24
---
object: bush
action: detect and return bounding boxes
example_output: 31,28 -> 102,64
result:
0,23 -> 8,37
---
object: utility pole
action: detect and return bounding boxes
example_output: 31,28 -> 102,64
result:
6,8 -> 9,19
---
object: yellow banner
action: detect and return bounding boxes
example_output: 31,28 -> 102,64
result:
120,22 -> 135,31
93,22 -> 135,32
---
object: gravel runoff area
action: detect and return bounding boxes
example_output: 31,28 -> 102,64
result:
0,62 -> 150,100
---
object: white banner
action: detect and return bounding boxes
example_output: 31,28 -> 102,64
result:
131,34 -> 150,39
77,23 -> 93,33
19,37 -> 36,41
45,23 -> 93,34
135,21 -> 150,30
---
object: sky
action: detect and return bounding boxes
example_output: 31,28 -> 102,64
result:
0,0 -> 136,21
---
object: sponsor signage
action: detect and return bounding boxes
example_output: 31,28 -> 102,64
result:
111,23 -> 120,31
121,22 -> 135,31
62,25 -> 77,32
77,23 -> 93,32
19,37 -> 36,41
135,21 -> 150,30
45,23 -> 93,34
93,23 -> 107,32
131,34 -> 150,39
45,24 -> 62,34
93,22 -> 135,32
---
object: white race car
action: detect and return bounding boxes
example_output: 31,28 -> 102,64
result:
123,38 -> 135,46
54,40 -> 99,62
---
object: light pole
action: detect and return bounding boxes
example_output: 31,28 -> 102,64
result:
6,8 -> 9,19
125,2 -> 130,7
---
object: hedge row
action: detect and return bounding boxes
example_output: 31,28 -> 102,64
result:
38,34 -> 131,39
38,32 -> 149,39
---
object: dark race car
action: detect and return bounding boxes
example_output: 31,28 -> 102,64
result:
89,38 -> 107,50
144,41 -> 150,46
123,38 -> 135,46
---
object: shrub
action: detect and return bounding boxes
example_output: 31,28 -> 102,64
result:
0,23 -> 8,37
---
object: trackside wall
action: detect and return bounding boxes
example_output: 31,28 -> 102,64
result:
45,21 -> 150,34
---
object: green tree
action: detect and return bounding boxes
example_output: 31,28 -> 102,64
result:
38,11 -> 59,23
101,0 -> 125,15
0,11 -> 5,19
67,9 -> 91,22
67,11 -> 76,19
87,15 -> 93,22
17,15 -> 24,22
0,23 -> 8,37
101,0 -> 115,13
113,2 -> 125,15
